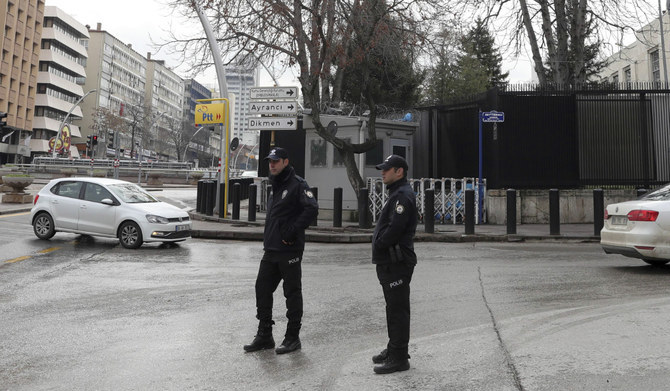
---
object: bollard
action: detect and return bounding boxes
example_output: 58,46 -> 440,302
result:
205,181 -> 216,216
424,189 -> 435,234
232,183 -> 241,220
465,189 -> 475,234
310,187 -> 318,227
506,189 -> 517,235
333,187 -> 343,228
218,182 -> 226,218
248,184 -> 257,222
549,189 -> 560,235
196,180 -> 204,213
637,188 -> 647,198
358,188 -> 370,228
593,189 -> 604,237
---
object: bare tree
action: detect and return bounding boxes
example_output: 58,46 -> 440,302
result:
447,0 -> 657,85
162,0 -> 437,198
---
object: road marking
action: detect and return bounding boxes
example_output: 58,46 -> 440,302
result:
4,247 -> 61,264
0,212 -> 30,218
5,256 -> 31,264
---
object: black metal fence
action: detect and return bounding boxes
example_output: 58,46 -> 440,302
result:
415,83 -> 670,189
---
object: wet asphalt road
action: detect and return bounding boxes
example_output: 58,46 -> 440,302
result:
4,209 -> 670,390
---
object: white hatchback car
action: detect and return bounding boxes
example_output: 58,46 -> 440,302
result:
30,177 -> 191,249
601,184 -> 670,265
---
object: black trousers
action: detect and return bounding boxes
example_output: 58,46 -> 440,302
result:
255,251 -> 303,337
376,262 -> 414,358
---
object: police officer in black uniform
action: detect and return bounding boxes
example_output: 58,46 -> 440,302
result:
371,154 -> 417,374
243,147 -> 319,354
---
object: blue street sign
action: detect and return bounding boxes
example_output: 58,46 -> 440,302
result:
482,111 -> 505,122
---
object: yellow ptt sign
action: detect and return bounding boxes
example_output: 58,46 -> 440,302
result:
195,103 -> 227,126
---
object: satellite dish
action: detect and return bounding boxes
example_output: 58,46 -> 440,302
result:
230,137 -> 239,151
327,121 -> 338,136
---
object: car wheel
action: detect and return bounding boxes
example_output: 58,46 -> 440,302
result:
33,212 -> 56,240
643,259 -> 669,266
118,221 -> 143,249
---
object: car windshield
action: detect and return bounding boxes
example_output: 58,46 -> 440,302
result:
107,183 -> 159,203
642,184 -> 670,201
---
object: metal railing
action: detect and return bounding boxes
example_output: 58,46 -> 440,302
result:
367,177 -> 486,224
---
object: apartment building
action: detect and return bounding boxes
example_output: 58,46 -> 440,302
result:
598,12 -> 670,84
77,23 -> 147,159
225,60 -> 260,146
0,0 -> 44,164
145,53 -> 184,161
183,78 -> 213,163
31,5 -> 88,158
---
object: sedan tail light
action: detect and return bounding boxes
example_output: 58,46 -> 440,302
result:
33,194 -> 39,205
627,209 -> 659,222
604,209 -> 609,219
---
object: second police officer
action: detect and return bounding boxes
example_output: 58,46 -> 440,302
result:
370,154 -> 417,374
243,147 -> 319,355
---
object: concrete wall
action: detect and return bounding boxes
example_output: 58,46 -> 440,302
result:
486,189 -> 638,224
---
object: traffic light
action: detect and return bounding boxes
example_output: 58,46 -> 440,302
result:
92,135 -> 98,146
86,135 -> 92,149
0,112 -> 6,129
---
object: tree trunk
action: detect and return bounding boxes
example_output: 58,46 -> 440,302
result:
519,0 -> 547,84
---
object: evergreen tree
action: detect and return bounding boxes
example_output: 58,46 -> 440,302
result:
461,18 -> 508,87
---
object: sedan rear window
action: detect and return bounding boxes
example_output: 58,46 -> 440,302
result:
107,183 -> 159,203
642,184 -> 670,201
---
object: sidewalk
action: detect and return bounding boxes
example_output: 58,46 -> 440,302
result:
0,180 -> 601,243
189,209 -> 602,243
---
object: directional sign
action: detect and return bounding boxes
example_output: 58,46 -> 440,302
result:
249,101 -> 298,115
248,117 -> 297,130
195,103 -> 227,126
250,87 -> 298,100
482,110 -> 505,123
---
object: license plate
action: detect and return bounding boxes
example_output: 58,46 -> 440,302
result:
175,224 -> 190,232
611,216 -> 628,225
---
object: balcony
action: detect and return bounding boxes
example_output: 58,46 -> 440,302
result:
37,71 -> 84,96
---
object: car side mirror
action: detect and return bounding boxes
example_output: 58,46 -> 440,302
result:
101,198 -> 115,205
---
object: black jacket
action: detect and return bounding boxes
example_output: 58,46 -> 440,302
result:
263,166 -> 319,252
372,178 -> 417,265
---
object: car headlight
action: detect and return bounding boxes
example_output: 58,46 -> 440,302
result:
146,214 -> 169,224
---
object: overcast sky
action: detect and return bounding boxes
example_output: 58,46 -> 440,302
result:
45,0 -> 534,88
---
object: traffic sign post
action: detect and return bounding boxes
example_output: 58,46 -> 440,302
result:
478,110 -> 505,224
250,86 -> 298,100
248,117 -> 297,130
249,101 -> 298,115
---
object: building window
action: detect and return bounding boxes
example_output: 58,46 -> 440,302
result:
333,138 -> 350,167
651,49 -> 661,82
310,138 -> 327,167
365,139 -> 384,166
624,66 -> 632,84
611,73 -> 618,84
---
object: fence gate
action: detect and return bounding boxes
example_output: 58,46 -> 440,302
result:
367,177 -> 486,224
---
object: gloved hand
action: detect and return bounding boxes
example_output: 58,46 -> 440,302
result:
280,224 -> 297,244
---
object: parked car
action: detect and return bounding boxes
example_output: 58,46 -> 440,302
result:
601,184 -> 670,265
30,177 -> 191,249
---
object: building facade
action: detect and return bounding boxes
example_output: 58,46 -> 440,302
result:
598,13 -> 670,84
225,61 -> 260,146
31,5 -> 88,159
0,0 -> 44,164
77,23 -> 148,159
145,54 -> 184,161
183,78 -> 213,163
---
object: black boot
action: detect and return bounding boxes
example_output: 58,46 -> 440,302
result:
275,336 -> 301,354
374,357 -> 410,374
243,322 -> 275,352
372,348 -> 410,364
372,349 -> 388,364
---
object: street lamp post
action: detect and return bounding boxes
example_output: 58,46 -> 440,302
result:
53,89 -> 97,158
182,126 -> 206,162
138,111 -> 165,184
